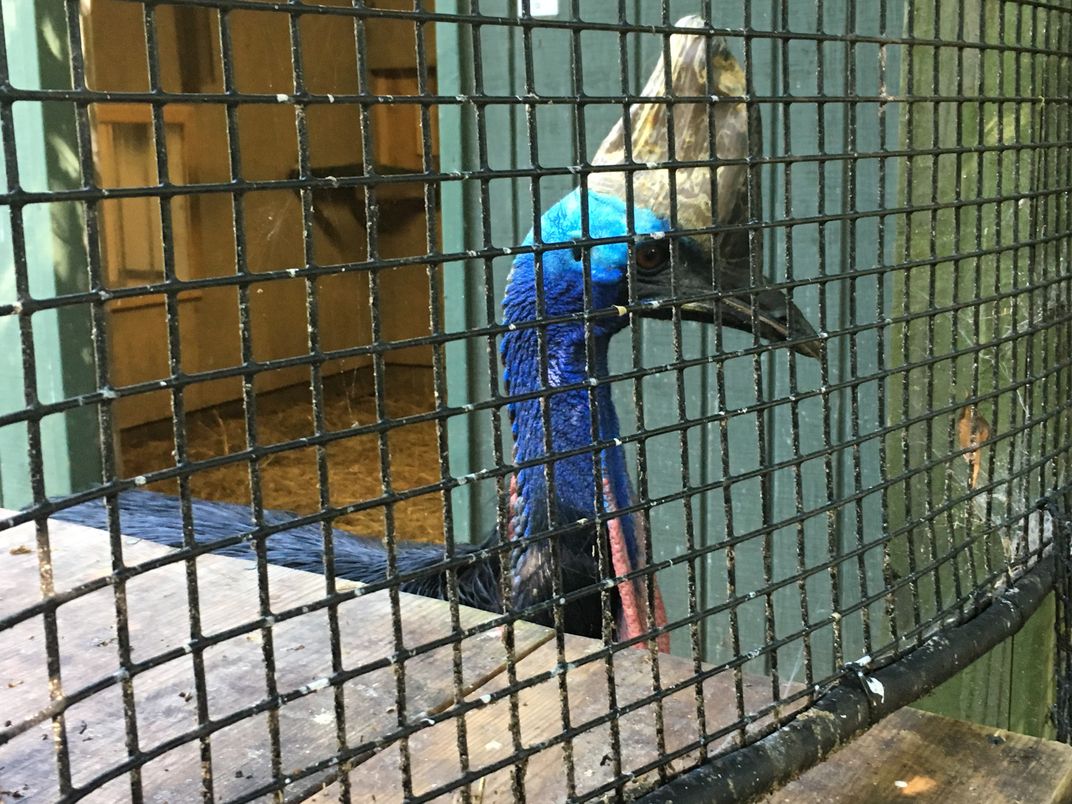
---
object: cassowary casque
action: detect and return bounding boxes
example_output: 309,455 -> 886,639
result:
55,17 -> 820,652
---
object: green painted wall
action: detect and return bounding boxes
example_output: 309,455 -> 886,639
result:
889,0 -> 1071,737
436,0 -> 1068,736
0,0 -> 99,509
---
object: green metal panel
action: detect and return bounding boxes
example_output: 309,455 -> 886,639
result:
887,0 -> 1070,737
0,0 -> 99,508
437,0 -> 900,680
437,0 -> 1058,733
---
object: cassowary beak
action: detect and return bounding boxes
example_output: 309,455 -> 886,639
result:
683,261 -> 823,359
634,241 -> 824,359
681,287 -> 824,359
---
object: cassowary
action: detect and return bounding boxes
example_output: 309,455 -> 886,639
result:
54,19 -> 820,650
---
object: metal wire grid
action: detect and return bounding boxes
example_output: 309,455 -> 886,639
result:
0,0 -> 1069,801
1050,498 -> 1072,744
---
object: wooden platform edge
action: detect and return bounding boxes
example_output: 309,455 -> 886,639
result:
640,555 -> 1057,804
764,706 -> 1072,804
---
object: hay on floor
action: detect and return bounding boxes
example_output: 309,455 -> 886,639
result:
120,377 -> 446,543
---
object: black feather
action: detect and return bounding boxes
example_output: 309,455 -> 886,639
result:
53,491 -> 609,636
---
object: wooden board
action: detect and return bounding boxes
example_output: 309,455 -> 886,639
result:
0,515 -> 550,802
313,635 -> 805,802
766,707 -> 1072,804
7,515 -> 1072,803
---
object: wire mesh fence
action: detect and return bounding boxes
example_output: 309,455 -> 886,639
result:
0,0 -> 1070,801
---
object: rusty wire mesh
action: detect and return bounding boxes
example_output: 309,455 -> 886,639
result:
1,0 -> 1071,801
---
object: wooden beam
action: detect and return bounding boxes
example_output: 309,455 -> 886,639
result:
317,634 -> 806,802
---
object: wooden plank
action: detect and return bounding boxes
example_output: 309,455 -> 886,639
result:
316,634 -> 806,802
0,515 -> 550,801
7,516 -> 1069,803
765,707 -> 1072,804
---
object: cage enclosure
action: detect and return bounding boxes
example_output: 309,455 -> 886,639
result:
0,0 -> 1070,802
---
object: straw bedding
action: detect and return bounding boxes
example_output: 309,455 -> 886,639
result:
120,376 -> 445,543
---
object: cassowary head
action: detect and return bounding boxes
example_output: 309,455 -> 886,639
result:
502,190 -> 670,339
505,15 -> 821,357
503,187 -> 821,354
500,17 -> 820,647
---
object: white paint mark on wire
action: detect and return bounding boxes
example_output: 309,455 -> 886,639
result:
519,0 -> 558,17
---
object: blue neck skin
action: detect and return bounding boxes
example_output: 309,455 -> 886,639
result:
500,191 -> 668,577
503,320 -> 629,543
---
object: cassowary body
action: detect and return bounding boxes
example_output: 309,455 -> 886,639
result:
53,20 -> 820,649
54,184 -> 814,647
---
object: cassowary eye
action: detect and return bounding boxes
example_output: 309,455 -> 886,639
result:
635,240 -> 669,272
